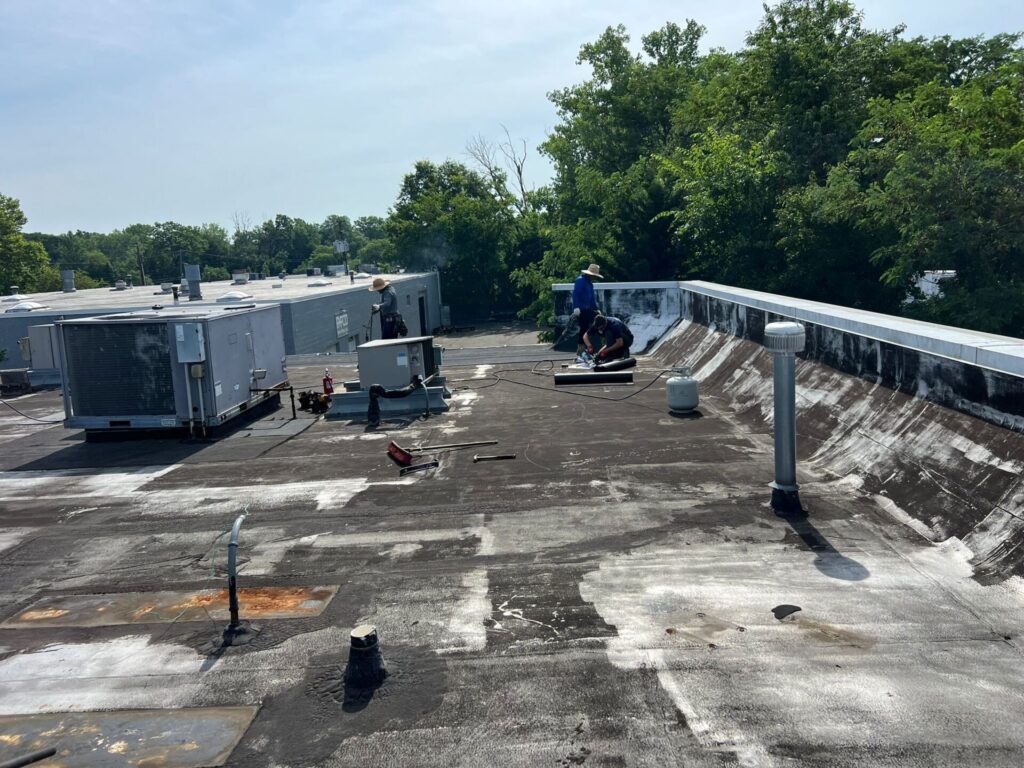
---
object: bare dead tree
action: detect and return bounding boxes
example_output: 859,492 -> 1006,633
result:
465,135 -> 506,192
467,130 -> 533,215
231,210 -> 253,235
499,125 -> 530,215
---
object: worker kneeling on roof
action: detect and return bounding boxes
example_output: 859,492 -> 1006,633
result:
583,312 -> 634,362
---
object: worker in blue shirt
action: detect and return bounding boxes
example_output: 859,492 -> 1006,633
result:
571,263 -> 603,355
584,313 -> 634,361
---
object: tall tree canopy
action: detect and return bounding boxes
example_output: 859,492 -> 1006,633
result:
0,195 -> 53,293
387,160 -> 514,317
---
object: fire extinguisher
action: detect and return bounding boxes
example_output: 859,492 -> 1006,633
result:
322,369 -> 334,396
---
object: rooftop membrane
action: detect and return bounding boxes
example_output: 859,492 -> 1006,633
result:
0,317 -> 1022,766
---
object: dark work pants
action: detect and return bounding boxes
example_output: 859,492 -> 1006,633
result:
577,308 -> 597,346
381,315 -> 399,340
601,344 -> 630,361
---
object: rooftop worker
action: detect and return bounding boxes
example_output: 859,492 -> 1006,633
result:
584,312 -> 634,362
572,263 -> 603,356
370,277 -> 400,339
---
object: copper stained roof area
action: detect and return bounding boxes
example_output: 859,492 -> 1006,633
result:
0,319 -> 1022,766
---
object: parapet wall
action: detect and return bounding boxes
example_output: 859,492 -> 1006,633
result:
680,281 -> 1024,431
552,281 -> 681,352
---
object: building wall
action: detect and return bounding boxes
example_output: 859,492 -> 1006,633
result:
0,273 -> 444,367
280,274 -> 441,355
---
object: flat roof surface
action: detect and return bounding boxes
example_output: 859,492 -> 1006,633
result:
1,272 -> 430,314
0,325 -> 1023,766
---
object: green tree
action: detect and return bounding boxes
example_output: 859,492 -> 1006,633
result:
387,160 -> 512,318
657,130 -> 785,287
816,54 -> 1024,333
0,194 -> 52,293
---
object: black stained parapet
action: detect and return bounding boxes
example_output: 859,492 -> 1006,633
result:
680,283 -> 1024,431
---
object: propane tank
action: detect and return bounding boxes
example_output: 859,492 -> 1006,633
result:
666,366 -> 699,412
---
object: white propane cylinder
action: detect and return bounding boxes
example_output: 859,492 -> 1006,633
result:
666,367 -> 699,412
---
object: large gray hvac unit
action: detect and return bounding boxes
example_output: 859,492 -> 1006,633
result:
57,305 -> 288,433
357,336 -> 441,389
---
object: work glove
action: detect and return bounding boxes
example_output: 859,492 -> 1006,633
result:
371,304 -> 380,313
587,346 -> 595,355
597,349 -> 608,360
572,307 -> 580,318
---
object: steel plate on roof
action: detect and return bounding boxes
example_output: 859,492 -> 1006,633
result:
2,586 -> 338,628
0,706 -> 257,767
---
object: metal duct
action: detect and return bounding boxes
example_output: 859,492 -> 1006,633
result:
184,264 -> 203,301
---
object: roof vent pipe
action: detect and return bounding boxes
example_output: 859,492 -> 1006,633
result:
61,270 -> 76,293
184,264 -> 203,301
764,321 -> 805,514
9,286 -> 19,295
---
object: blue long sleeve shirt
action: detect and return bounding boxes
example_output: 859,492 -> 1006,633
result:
572,275 -> 597,311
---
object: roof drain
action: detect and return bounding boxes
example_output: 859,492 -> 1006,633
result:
764,322 -> 806,514
222,513 -> 260,646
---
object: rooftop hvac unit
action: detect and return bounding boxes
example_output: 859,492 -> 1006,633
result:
57,305 -> 288,433
357,336 -> 440,390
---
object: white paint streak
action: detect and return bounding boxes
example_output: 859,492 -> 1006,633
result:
0,527 -> 35,554
0,465 -> 180,501
437,568 -> 490,654
873,494 -> 941,541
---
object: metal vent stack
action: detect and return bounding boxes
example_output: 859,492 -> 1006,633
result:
184,264 -> 203,301
764,321 -> 805,513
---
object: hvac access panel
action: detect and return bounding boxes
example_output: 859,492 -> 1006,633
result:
174,323 -> 206,362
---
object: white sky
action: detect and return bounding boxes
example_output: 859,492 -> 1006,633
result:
1,0 -> 1021,234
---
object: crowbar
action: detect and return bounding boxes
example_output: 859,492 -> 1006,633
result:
399,459 -> 439,476
472,454 -> 517,463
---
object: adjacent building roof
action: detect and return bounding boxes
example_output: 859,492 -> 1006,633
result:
2,272 -> 431,314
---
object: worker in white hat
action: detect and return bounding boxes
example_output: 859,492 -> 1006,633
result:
370,277 -> 400,339
572,263 -> 603,355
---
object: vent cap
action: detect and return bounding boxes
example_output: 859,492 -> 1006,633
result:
764,321 -> 805,354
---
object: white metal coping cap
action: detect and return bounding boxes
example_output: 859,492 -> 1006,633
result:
764,321 -> 806,354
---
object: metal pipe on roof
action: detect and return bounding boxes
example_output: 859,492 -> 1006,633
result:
0,747 -> 57,768
227,513 -> 246,629
765,322 -> 806,514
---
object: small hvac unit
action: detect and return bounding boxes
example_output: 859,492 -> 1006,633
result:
57,305 -> 288,433
357,336 -> 441,390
